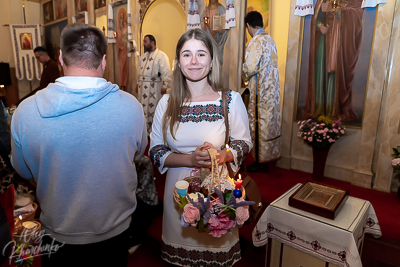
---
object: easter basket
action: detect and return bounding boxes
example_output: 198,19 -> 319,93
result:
173,148 -> 245,205
173,148 -> 253,237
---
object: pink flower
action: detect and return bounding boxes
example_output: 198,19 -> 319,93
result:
328,138 -> 335,143
340,130 -> 345,134
308,137 -> 313,142
183,203 -> 200,226
208,213 -> 236,238
333,129 -> 338,133
392,158 -> 400,166
235,199 -> 250,225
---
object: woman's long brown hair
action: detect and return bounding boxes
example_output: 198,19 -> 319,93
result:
162,28 -> 222,142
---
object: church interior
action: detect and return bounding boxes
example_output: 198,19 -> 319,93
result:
1,0 -> 400,266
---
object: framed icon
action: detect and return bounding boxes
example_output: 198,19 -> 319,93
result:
289,181 -> 349,219
43,1 -> 54,24
20,33 -> 33,50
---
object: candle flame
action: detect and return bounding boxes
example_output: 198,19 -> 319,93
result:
226,144 -> 230,151
19,215 -> 22,220
238,174 -> 241,180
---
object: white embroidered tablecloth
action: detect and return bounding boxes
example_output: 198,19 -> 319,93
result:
252,183 -> 382,267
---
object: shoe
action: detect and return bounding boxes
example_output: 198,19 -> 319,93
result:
247,162 -> 268,173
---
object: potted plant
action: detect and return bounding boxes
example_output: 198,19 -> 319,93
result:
297,116 -> 346,181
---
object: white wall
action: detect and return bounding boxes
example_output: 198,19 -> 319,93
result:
271,0 -> 290,105
141,0 -> 186,67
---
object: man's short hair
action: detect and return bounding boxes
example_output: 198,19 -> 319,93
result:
33,46 -> 47,54
244,11 -> 264,28
145,34 -> 156,46
60,24 -> 107,70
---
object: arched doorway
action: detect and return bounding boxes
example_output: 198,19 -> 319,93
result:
141,0 -> 186,68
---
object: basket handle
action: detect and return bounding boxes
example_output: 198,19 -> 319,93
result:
206,148 -> 221,193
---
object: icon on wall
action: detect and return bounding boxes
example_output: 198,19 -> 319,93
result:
54,0 -> 68,20
43,1 -> 54,24
75,0 -> 88,12
95,0 -> 106,9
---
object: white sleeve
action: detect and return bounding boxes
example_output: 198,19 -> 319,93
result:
159,52 -> 172,88
149,95 -> 172,174
226,91 -> 253,172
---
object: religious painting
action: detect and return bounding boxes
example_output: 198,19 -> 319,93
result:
95,0 -> 106,9
20,33 -> 32,50
54,0 -> 68,20
43,1 -> 54,24
295,0 -> 376,128
44,19 -> 68,75
200,0 -> 230,66
75,0 -> 88,12
245,0 -> 270,46
113,4 -> 129,90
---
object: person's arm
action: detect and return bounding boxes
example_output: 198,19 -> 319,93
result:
226,91 -> 253,172
242,37 -> 263,82
148,96 -> 173,174
10,108 -> 33,179
163,142 -> 217,168
159,53 -> 172,90
133,102 -> 148,163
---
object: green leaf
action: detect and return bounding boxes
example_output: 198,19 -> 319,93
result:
179,196 -> 188,209
224,209 -> 236,220
197,217 -> 210,233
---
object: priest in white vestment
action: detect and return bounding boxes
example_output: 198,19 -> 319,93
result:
137,35 -> 172,135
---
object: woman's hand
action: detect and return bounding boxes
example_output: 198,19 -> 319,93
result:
191,142 -> 219,168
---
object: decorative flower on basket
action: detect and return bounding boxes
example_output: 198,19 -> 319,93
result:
297,115 -> 346,149
179,188 -> 255,238
14,241 -> 34,267
391,147 -> 400,180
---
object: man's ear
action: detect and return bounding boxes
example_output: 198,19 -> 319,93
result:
59,50 -> 64,67
101,54 -> 106,71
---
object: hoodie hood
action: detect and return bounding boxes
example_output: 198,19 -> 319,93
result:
35,77 -> 119,118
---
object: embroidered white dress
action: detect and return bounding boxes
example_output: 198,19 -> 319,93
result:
149,90 -> 252,267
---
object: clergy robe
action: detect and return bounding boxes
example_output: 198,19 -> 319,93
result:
242,31 -> 281,163
137,48 -> 172,135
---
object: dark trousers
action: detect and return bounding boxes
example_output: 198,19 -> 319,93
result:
128,199 -> 158,247
41,229 -> 130,267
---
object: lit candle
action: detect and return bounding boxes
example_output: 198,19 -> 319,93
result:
14,215 -> 23,235
219,144 -> 230,177
235,174 -> 243,190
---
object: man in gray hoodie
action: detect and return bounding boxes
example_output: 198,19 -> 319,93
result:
11,24 -> 147,266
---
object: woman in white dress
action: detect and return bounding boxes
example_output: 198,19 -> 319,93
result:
149,28 -> 252,266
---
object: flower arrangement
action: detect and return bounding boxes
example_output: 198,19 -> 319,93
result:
14,241 -> 34,267
297,115 -> 346,149
179,188 -> 254,238
391,147 -> 400,180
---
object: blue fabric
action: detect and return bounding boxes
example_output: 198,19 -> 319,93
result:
10,77 -> 148,244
